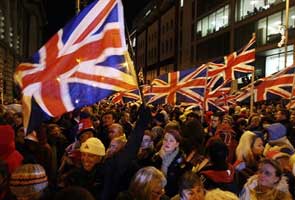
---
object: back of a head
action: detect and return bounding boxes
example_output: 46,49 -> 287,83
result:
9,164 -> 48,200
207,138 -> 228,165
54,186 -> 95,200
205,188 -> 238,200
129,166 -> 166,199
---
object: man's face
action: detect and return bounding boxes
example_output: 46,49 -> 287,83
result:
81,152 -> 102,171
102,114 -> 114,127
275,111 -> 286,121
211,116 -> 220,128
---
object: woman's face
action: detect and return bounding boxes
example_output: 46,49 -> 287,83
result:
150,180 -> 165,200
162,132 -> 179,153
182,185 -> 205,200
257,163 -> 280,188
252,137 -> 264,156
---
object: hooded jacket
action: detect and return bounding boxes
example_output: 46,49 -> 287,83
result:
199,163 -> 237,194
0,125 -> 23,173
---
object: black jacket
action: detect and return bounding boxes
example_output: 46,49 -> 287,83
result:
60,105 -> 151,200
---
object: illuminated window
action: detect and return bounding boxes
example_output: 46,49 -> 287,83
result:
265,50 -> 293,76
196,4 -> 229,38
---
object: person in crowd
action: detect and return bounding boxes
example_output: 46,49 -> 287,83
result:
58,137 -> 105,197
12,112 -> 23,132
0,124 -> 23,173
119,111 -> 133,138
275,109 -> 293,137
151,121 -> 190,197
14,127 -> 26,154
264,123 -> 295,156
59,105 -> 151,200
107,123 -> 126,142
171,171 -> 205,200
105,135 -> 127,159
205,113 -> 222,139
247,114 -> 262,132
198,138 -> 237,194
266,150 -> 295,199
0,160 -> 15,200
232,117 -> 247,141
9,164 -> 50,200
54,186 -> 95,200
182,118 -> 205,166
234,130 -> 264,192
213,123 -> 238,163
136,129 -> 156,167
97,111 -> 116,147
240,158 -> 292,200
205,188 -> 238,200
58,118 -> 96,174
116,166 -> 169,200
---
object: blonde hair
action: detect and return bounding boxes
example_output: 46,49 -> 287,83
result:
129,166 -> 166,200
290,154 -> 295,176
236,131 -> 261,165
205,188 -> 238,200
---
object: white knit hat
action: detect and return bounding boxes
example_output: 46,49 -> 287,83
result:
80,137 -> 105,156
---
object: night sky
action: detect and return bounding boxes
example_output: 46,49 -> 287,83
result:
44,0 -> 149,41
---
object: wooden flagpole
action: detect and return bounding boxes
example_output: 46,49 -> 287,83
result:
250,71 -> 255,116
203,64 -> 209,123
290,69 -> 295,108
124,22 -> 146,106
76,0 -> 80,14
249,33 -> 256,116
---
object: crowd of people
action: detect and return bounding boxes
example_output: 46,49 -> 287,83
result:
0,100 -> 295,200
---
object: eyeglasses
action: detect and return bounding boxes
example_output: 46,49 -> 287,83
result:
258,168 -> 274,177
151,188 -> 165,196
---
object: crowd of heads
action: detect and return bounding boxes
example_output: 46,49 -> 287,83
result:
0,100 -> 295,200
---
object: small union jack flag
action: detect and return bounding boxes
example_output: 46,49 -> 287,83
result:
110,89 -> 140,104
144,65 -> 207,105
14,0 -> 138,133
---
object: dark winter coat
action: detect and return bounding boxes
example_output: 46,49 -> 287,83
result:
151,150 -> 190,197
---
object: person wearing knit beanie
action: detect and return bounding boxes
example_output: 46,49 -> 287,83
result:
80,137 -> 105,172
264,123 -> 295,156
0,125 -> 23,173
9,164 -> 48,200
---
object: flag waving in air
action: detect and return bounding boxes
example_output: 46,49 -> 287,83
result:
144,65 -> 207,105
14,0 -> 138,133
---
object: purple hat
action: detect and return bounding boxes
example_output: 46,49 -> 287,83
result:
266,123 -> 286,142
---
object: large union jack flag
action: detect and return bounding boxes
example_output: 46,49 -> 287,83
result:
14,0 -> 138,133
255,64 -> 295,102
144,65 -> 207,105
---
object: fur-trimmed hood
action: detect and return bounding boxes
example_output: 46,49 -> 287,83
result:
239,174 -> 291,200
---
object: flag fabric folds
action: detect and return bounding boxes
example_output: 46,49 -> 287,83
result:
144,65 -> 207,105
207,35 -> 255,81
254,64 -> 295,102
14,0 -> 138,133
110,89 -> 140,104
204,35 -> 256,111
